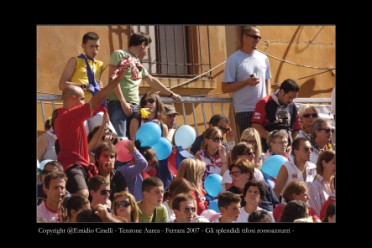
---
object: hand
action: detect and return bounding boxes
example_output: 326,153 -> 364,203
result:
120,101 -> 132,116
124,140 -> 136,153
102,112 -> 109,126
98,80 -> 104,89
247,77 -> 260,86
171,93 -> 182,101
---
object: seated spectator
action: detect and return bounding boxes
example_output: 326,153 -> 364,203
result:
64,195 -> 91,223
248,210 -> 273,223
37,118 -> 57,161
322,201 -> 335,223
297,104 -> 319,140
88,175 -> 111,209
112,191 -> 139,222
191,114 -> 234,155
280,200 -> 309,222
164,104 -> 179,142
214,191 -> 241,223
172,193 -> 197,223
240,127 -> 264,168
37,171 -> 67,223
137,177 -> 168,223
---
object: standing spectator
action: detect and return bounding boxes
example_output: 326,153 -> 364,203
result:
252,79 -> 301,152
37,118 -> 57,161
164,104 -> 179,142
53,69 -> 125,198
59,32 -> 115,134
107,32 -> 181,138
222,25 -> 271,136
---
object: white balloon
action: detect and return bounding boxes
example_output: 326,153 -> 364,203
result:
174,125 -> 196,149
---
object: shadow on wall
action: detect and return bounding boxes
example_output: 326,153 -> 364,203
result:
272,78 -> 333,97
108,26 -> 131,54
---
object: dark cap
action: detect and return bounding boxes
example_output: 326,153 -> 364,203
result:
164,104 -> 180,116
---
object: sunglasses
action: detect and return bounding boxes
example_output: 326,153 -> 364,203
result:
100,189 -> 111,196
245,34 -> 262,40
229,171 -> 241,177
212,137 -> 223,142
303,147 -> 314,152
114,200 -> 131,208
318,128 -> 335,133
218,126 -> 230,133
144,99 -> 155,104
183,207 -> 196,213
41,169 -> 51,175
303,113 -> 318,118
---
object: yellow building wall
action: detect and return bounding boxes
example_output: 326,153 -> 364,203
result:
37,25 -> 335,136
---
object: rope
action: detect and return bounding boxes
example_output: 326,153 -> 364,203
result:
169,60 -> 226,90
257,49 -> 335,71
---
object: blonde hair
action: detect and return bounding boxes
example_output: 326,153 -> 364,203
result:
177,158 -> 206,196
298,104 -> 318,118
112,191 -> 139,223
240,127 -> 263,166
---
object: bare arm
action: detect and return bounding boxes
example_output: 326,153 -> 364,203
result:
59,58 -> 80,90
129,118 -> 140,141
88,113 -> 109,152
266,79 -> 271,96
221,76 -> 259,93
161,123 -> 169,139
37,134 -> 47,161
252,123 -> 269,140
273,165 -> 288,198
109,65 -> 133,116
143,75 -> 181,101
91,70 -> 126,111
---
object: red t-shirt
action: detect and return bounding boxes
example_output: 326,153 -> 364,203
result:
54,103 -> 92,171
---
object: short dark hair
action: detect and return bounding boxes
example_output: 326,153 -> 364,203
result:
209,114 -> 229,126
242,25 -> 257,35
280,79 -> 299,94
129,32 -> 152,47
88,175 -> 109,192
171,193 -> 195,210
142,177 -> 163,192
76,209 -> 102,222
218,191 -> 241,209
243,179 -> 266,200
95,142 -> 116,165
66,195 -> 90,218
82,32 -> 99,44
248,210 -> 272,222
44,171 -> 67,189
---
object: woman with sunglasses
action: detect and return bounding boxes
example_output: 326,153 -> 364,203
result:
240,127 -> 263,168
298,104 -> 319,140
112,191 -> 139,222
195,127 -> 228,180
129,92 -> 168,141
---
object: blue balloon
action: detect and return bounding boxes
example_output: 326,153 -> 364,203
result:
261,155 -> 288,178
38,159 -> 53,170
135,122 -> 161,147
152,137 -> 172,160
204,173 -> 222,198
208,199 -> 220,213
174,125 -> 196,149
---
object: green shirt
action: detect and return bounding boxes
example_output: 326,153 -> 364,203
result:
137,201 -> 169,223
108,50 -> 149,104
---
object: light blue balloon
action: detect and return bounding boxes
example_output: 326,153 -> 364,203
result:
152,137 -> 172,160
39,159 -> 53,170
174,125 -> 196,149
208,199 -> 220,213
261,155 -> 288,178
204,173 -> 222,198
135,122 -> 161,147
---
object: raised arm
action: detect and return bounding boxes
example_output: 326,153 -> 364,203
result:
91,70 -> 126,111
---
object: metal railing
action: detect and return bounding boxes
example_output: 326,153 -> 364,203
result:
37,94 -> 332,136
